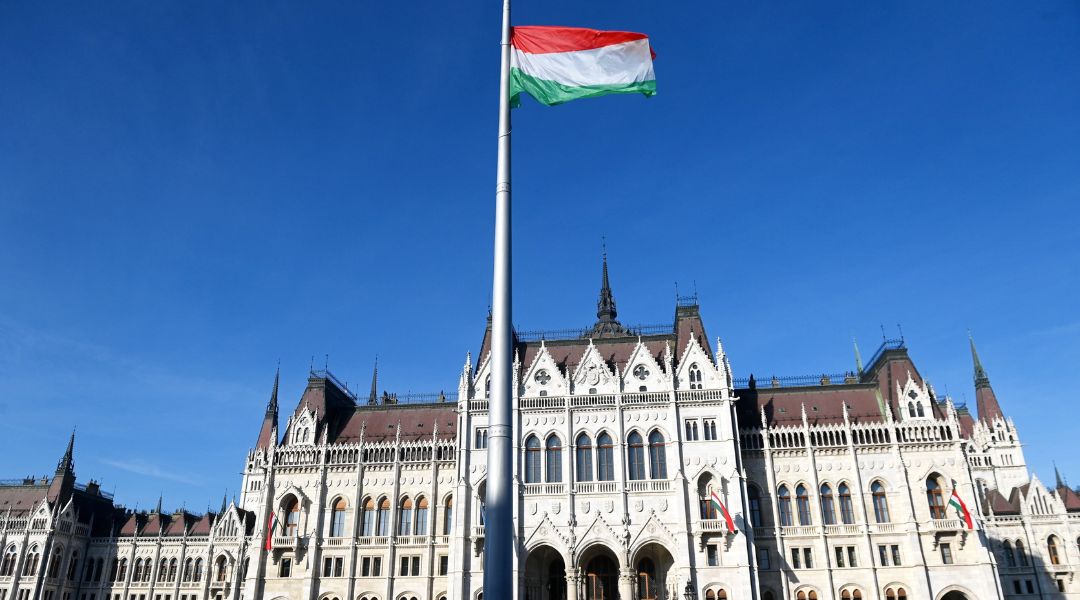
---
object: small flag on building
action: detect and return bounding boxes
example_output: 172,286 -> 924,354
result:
510,26 -> 656,107
948,481 -> 974,530
265,511 -> 279,550
710,490 -> 737,534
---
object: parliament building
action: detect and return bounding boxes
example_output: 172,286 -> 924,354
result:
2,258 -> 1077,600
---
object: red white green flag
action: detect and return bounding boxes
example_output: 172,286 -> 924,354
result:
710,490 -> 737,534
510,26 -> 656,107
265,511 -> 279,550
948,481 -> 974,530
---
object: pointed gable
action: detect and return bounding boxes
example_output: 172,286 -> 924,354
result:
522,342 -> 569,397
572,340 -> 619,395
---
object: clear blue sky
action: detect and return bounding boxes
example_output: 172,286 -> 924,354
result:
1,2 -> 1077,511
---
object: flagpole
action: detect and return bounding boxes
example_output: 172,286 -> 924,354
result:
485,0 -> 513,595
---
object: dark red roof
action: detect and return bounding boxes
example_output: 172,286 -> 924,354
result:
1057,486 -> 1080,512
736,384 -> 884,427
984,488 -> 1019,515
0,482 -> 48,517
335,404 -> 457,443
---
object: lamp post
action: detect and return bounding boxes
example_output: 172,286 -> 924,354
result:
684,579 -> 698,600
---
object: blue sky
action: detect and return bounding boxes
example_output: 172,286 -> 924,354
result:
1,2 -> 1078,511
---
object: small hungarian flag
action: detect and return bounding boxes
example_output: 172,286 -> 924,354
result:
710,490 -> 737,534
948,481 -> 973,530
510,26 -> 656,107
264,512 -> 278,550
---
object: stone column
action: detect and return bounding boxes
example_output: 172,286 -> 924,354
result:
618,567 -> 635,600
565,568 -> 580,600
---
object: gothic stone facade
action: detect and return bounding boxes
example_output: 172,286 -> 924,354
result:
3,281 -> 1078,600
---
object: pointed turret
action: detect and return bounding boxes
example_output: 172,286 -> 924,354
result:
586,245 -> 630,337
368,358 -> 379,405
47,429 -> 76,503
255,368 -> 280,449
1055,462 -> 1066,489
969,335 -> 1005,423
56,429 -> 75,475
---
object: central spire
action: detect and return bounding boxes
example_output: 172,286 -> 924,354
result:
587,241 -> 630,338
56,429 -> 75,475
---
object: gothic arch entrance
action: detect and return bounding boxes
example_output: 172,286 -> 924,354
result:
632,543 -> 675,600
524,545 -> 566,600
579,545 -> 620,600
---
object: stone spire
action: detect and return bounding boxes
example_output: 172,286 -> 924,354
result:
255,368 -> 280,449
969,334 -> 1004,423
853,338 -> 864,375
56,429 -> 75,475
47,429 -> 77,504
1055,462 -> 1066,489
368,357 -> 379,405
586,244 -> 629,338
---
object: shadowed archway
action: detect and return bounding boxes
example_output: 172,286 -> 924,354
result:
524,544 -> 566,600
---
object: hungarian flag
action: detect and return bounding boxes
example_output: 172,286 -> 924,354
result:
264,512 -> 278,550
948,481 -> 974,530
710,490 -> 737,534
510,26 -> 656,107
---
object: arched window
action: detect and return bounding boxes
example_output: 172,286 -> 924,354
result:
214,556 -> 227,582
748,485 -> 764,527
699,475 -> 718,520
183,558 -> 193,582
193,558 -> 203,582
576,434 -> 594,482
778,485 -> 793,527
398,497 -> 414,536
377,498 -> 391,536
916,403 -> 925,417
717,592 -> 727,600
706,592 -> 715,600
648,430 -> 667,479
330,497 -> 347,537
597,432 -> 615,481
46,548 -> 62,579
443,496 -> 454,535
485,375 -> 491,397
820,484 -> 836,525
872,481 -> 890,523
1048,535 -> 1061,565
284,496 -> 300,537
361,497 -> 376,536
838,483 -> 854,524
478,482 -> 487,526
131,558 -> 141,583
67,551 -> 79,581
158,558 -> 168,582
117,558 -> 127,582
926,475 -> 946,519
1002,540 -> 1016,567
545,435 -> 563,483
636,557 -> 657,600
1,547 -> 16,577
1016,540 -> 1028,566
627,432 -> 646,480
167,558 -> 177,582
524,435 -> 542,483
83,556 -> 95,581
796,484 -> 812,525
688,363 -> 703,390
763,593 -> 775,600
908,402 -> 916,418
415,497 -> 429,535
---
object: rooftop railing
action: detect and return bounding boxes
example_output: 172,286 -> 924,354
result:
514,323 -> 671,342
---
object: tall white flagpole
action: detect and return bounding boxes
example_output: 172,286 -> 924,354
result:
485,0 -> 513,595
